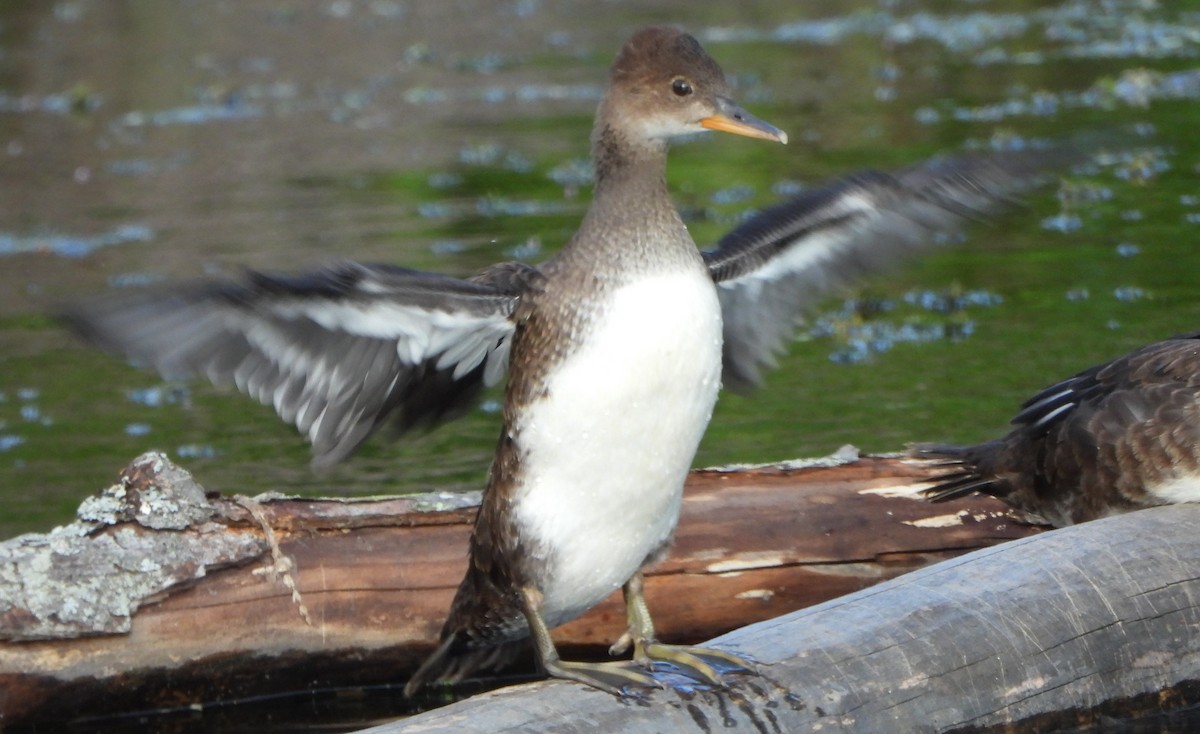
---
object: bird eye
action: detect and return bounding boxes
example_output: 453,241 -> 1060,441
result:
671,78 -> 693,97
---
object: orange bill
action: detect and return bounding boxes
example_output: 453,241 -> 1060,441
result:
701,96 -> 788,144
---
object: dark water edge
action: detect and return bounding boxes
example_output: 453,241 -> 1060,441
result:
13,676 -> 1200,734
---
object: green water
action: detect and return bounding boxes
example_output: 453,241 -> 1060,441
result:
2,1 -> 1200,540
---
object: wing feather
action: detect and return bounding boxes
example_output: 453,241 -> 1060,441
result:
706,150 -> 1074,390
67,261 -> 539,466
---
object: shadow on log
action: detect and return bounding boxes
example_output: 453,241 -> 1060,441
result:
0,450 -> 1038,728
367,504 -> 1200,734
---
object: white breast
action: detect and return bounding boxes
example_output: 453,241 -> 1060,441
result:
512,270 -> 723,627
1146,474 -> 1200,504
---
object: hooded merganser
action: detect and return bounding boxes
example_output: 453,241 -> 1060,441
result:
69,26 -> 1067,695
918,332 -> 1200,527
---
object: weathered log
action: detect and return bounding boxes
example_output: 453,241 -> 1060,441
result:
364,504 -> 1200,734
0,450 -> 1036,727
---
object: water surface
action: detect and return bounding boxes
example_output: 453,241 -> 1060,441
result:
2,0 -> 1199,539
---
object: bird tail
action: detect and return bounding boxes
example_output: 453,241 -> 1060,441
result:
404,631 -> 528,698
910,442 -> 1006,503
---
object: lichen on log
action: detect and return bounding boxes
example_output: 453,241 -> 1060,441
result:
0,452 -> 265,640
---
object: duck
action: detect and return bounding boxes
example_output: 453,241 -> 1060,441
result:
68,26 -> 1071,696
917,331 -> 1200,528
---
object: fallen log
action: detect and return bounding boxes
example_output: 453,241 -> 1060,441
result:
366,503 -> 1200,734
0,449 -> 1037,727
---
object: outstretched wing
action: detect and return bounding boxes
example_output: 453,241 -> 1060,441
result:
67,261 -> 539,467
705,151 -> 1068,390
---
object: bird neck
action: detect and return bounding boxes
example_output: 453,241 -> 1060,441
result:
563,121 -> 692,269
590,120 -> 670,193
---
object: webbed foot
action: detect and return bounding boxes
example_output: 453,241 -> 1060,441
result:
613,573 -> 757,689
520,575 -> 757,698
521,586 -> 666,697
638,641 -> 755,687
542,657 -> 664,697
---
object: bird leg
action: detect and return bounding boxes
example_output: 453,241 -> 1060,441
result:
609,572 -> 755,687
519,586 -> 662,696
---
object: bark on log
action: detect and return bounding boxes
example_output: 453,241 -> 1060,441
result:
0,450 -> 1037,727
364,504 -> 1200,734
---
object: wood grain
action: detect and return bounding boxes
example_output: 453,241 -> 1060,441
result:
367,504 -> 1200,734
0,451 -> 1038,726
